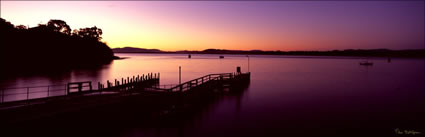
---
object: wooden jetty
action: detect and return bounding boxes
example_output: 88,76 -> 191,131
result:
146,72 -> 250,92
0,72 -> 160,109
0,71 -> 250,124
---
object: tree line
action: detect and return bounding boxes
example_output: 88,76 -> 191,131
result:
0,18 -> 116,75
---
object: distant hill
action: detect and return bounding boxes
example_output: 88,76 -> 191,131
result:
115,47 -> 425,58
190,49 -> 425,58
113,47 -> 162,53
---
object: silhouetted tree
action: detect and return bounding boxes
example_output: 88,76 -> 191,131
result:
0,18 -> 14,30
77,26 -> 103,40
0,18 -> 115,75
47,19 -> 71,35
15,25 -> 27,30
72,29 -> 79,36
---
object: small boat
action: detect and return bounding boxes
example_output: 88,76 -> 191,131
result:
359,61 -> 373,66
219,56 -> 224,59
188,54 -> 191,58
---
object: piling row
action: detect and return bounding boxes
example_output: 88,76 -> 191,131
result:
98,72 -> 160,92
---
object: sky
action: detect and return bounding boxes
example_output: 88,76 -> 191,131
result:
1,1 -> 424,51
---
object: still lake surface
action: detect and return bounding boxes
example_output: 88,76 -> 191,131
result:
1,53 -> 424,136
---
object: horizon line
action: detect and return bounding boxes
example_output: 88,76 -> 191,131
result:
113,46 -> 425,52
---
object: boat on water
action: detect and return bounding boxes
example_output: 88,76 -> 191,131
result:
359,61 -> 373,66
219,56 -> 224,59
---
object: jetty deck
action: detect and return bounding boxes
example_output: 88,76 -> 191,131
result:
0,73 -> 161,109
0,72 -> 250,124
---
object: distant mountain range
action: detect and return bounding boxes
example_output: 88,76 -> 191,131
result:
113,47 -> 425,58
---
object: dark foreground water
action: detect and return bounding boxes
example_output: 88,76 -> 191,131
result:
1,53 -> 424,137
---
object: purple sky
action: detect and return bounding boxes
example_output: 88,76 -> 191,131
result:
1,1 -> 424,51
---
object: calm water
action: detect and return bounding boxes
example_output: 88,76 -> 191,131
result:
1,53 -> 424,136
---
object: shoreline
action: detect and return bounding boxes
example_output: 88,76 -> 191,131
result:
112,52 -> 425,59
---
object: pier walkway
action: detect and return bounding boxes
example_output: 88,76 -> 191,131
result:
0,72 -> 250,111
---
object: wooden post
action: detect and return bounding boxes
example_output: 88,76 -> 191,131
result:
89,82 -> 92,91
78,83 -> 83,92
1,90 -> 3,103
246,55 -> 250,72
158,73 -> 160,79
107,80 -> 110,88
179,66 -> 181,85
98,82 -> 101,90
27,87 -> 29,101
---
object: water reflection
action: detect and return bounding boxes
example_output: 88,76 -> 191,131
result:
0,64 -> 111,101
121,81 -> 250,137
1,54 -> 424,137
0,63 -> 111,89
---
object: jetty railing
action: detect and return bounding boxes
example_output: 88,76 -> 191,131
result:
0,84 -> 67,103
147,73 -> 243,92
0,72 -> 160,104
